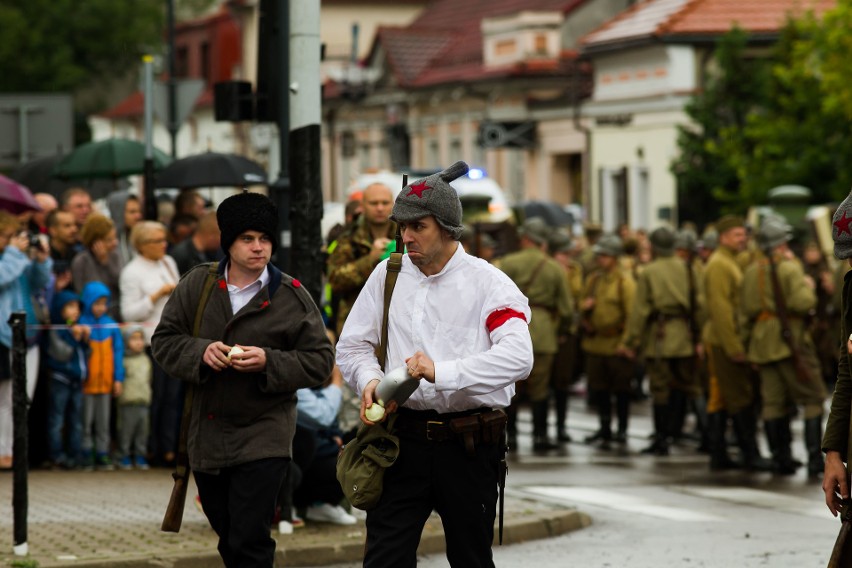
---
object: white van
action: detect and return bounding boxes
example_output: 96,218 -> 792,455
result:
345,167 -> 511,222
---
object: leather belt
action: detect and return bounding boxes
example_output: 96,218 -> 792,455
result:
393,408 -> 507,451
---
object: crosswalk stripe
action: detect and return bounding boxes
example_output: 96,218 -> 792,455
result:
673,485 -> 830,520
518,486 -> 724,521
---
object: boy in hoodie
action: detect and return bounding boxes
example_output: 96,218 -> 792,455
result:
46,290 -> 89,469
79,281 -> 125,471
117,325 -> 151,470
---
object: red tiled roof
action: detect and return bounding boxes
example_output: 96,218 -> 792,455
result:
363,0 -> 589,89
582,0 -> 836,49
97,87 -> 212,120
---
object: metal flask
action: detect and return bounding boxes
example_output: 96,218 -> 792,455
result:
375,365 -> 420,407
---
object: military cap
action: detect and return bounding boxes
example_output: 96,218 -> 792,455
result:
518,217 -> 551,245
757,217 -> 792,251
715,215 -> 745,235
674,229 -> 697,252
700,229 -> 718,251
833,187 -> 852,259
649,226 -> 676,256
391,161 -> 466,239
548,229 -> 573,254
592,233 -> 623,257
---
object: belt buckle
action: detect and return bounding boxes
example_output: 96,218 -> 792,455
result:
426,420 -> 443,441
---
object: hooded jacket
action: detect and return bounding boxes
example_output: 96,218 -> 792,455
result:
107,190 -> 135,265
46,289 -> 88,384
79,281 -> 124,394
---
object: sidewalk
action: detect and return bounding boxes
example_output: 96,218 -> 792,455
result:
0,468 -> 590,567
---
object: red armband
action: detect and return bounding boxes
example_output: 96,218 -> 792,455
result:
485,308 -> 527,333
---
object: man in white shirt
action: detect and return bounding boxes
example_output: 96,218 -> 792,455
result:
336,161 -> 533,568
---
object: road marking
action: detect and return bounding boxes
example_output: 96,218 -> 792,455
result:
673,485 -> 829,520
518,486 -> 724,521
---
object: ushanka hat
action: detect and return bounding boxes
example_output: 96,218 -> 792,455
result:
391,161 -> 467,239
217,191 -> 278,255
674,228 -> 697,252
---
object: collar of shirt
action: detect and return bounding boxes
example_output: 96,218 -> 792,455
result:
224,263 -> 270,314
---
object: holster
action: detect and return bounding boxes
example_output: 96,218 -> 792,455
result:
450,415 -> 482,456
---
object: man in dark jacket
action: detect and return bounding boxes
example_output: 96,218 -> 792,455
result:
152,191 -> 334,567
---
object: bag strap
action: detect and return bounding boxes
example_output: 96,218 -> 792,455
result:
520,258 -> 549,298
377,174 -> 408,372
378,237 -> 403,372
173,263 -> 219,480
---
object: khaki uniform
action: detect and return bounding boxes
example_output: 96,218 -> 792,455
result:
326,219 -> 397,337
500,247 -> 573,401
702,246 -> 753,414
580,266 -> 635,442
622,255 -> 704,404
741,252 -> 826,421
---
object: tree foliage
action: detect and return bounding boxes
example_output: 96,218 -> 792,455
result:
0,0 -> 164,93
675,2 -> 852,225
671,27 -> 770,226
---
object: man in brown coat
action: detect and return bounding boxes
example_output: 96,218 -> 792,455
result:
152,192 -> 334,567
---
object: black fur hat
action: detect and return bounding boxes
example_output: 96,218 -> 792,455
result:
217,191 -> 278,255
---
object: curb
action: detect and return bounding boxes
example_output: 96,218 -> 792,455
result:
23,509 -> 590,568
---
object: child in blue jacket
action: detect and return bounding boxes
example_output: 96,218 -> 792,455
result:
79,281 -> 124,471
46,290 -> 89,469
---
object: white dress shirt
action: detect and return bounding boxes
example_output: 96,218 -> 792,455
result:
336,243 -> 533,413
225,263 -> 270,314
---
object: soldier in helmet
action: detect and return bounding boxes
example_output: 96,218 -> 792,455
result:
549,229 -> 584,442
500,218 -> 574,451
580,234 -> 636,447
673,228 -> 709,449
703,215 -> 772,472
618,226 -> 704,456
741,218 -> 826,475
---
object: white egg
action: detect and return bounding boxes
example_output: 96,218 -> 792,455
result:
228,345 -> 245,359
365,402 -> 385,422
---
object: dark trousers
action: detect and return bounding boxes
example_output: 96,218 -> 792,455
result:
194,458 -> 289,568
364,436 -> 499,568
148,350 -> 181,462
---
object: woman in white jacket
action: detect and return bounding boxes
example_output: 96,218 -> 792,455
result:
119,221 -> 179,466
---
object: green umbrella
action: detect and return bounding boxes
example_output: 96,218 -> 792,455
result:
52,138 -> 172,180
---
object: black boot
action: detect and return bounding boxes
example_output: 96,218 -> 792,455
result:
614,392 -> 630,443
668,390 -> 688,443
532,400 -> 558,451
805,416 -> 824,478
691,396 -> 710,453
764,418 -> 798,475
641,404 -> 670,456
731,410 -> 774,472
585,391 -> 612,447
554,390 -> 572,442
708,411 -> 739,471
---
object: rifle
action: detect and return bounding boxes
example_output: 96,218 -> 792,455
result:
828,498 -> 852,567
685,250 -> 700,352
765,252 -> 814,384
161,263 -> 219,533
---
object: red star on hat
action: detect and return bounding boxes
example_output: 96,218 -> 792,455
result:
406,181 -> 430,198
835,210 -> 852,236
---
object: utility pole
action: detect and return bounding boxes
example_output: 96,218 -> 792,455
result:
143,55 -> 158,220
167,0 -> 178,157
288,0 -> 323,305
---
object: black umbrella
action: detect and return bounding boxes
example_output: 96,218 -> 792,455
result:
518,201 -> 574,228
155,152 -> 267,189
10,154 -> 130,200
